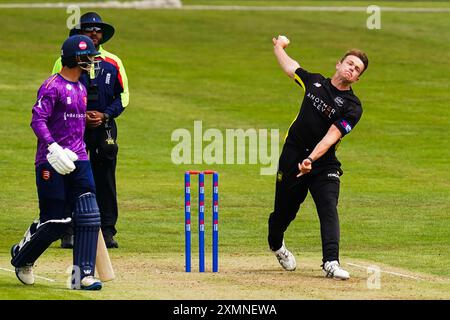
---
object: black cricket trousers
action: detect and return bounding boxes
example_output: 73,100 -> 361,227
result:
268,143 -> 342,263
85,119 -> 119,237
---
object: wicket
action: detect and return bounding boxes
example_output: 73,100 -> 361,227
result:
184,170 -> 219,272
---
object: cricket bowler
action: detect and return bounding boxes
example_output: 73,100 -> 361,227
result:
268,35 -> 369,280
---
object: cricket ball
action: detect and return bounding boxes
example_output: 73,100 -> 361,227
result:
278,35 -> 290,46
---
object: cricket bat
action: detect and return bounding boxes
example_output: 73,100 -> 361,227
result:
96,229 -> 115,282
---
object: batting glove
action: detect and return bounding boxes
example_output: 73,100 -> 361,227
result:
47,142 -> 76,175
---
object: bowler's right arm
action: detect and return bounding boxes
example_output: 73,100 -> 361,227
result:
273,37 -> 300,79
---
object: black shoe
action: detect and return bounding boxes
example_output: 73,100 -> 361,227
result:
61,234 -> 74,249
104,234 -> 119,248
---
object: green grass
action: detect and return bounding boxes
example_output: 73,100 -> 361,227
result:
183,0 -> 450,7
0,3 -> 449,299
2,0 -> 450,7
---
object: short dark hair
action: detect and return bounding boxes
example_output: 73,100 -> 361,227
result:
61,56 -> 78,68
341,49 -> 369,75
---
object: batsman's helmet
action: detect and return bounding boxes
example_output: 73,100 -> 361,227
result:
61,35 -> 99,71
70,12 -> 115,45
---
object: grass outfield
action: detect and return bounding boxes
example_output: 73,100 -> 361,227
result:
182,0 -> 450,8
0,3 -> 449,299
3,0 -> 450,7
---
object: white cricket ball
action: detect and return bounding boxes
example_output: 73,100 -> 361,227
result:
278,35 -> 290,45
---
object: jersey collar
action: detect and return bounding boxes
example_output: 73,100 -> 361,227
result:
328,78 -> 353,93
96,45 -> 106,59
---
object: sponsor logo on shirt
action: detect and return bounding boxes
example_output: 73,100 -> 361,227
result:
306,92 -> 336,119
340,119 -> 352,133
105,73 -> 111,85
313,82 -> 322,87
67,96 -> 72,105
63,112 -> 86,121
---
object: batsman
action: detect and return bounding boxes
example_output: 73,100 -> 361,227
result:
268,36 -> 368,279
10,35 -> 103,290
53,12 -> 129,249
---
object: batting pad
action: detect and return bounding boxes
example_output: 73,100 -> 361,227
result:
72,192 -> 101,287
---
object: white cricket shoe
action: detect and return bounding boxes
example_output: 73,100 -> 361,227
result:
11,244 -> 35,285
272,242 -> 296,271
322,260 -> 350,280
80,276 -> 102,291
15,265 -> 35,285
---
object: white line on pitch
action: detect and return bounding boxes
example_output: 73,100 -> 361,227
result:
346,262 -> 421,280
0,267 -> 56,282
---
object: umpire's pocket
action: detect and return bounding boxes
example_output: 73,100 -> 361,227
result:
98,140 -> 118,160
97,130 -> 119,161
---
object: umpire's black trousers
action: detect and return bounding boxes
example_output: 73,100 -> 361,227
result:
85,119 -> 119,237
268,143 -> 342,263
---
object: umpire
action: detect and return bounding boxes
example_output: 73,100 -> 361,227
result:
53,12 -> 129,248
268,36 -> 368,279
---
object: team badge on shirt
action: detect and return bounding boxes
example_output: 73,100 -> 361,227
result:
334,97 -> 344,107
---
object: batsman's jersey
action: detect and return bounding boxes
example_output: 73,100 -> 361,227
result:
285,68 -> 363,166
31,74 -> 89,166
